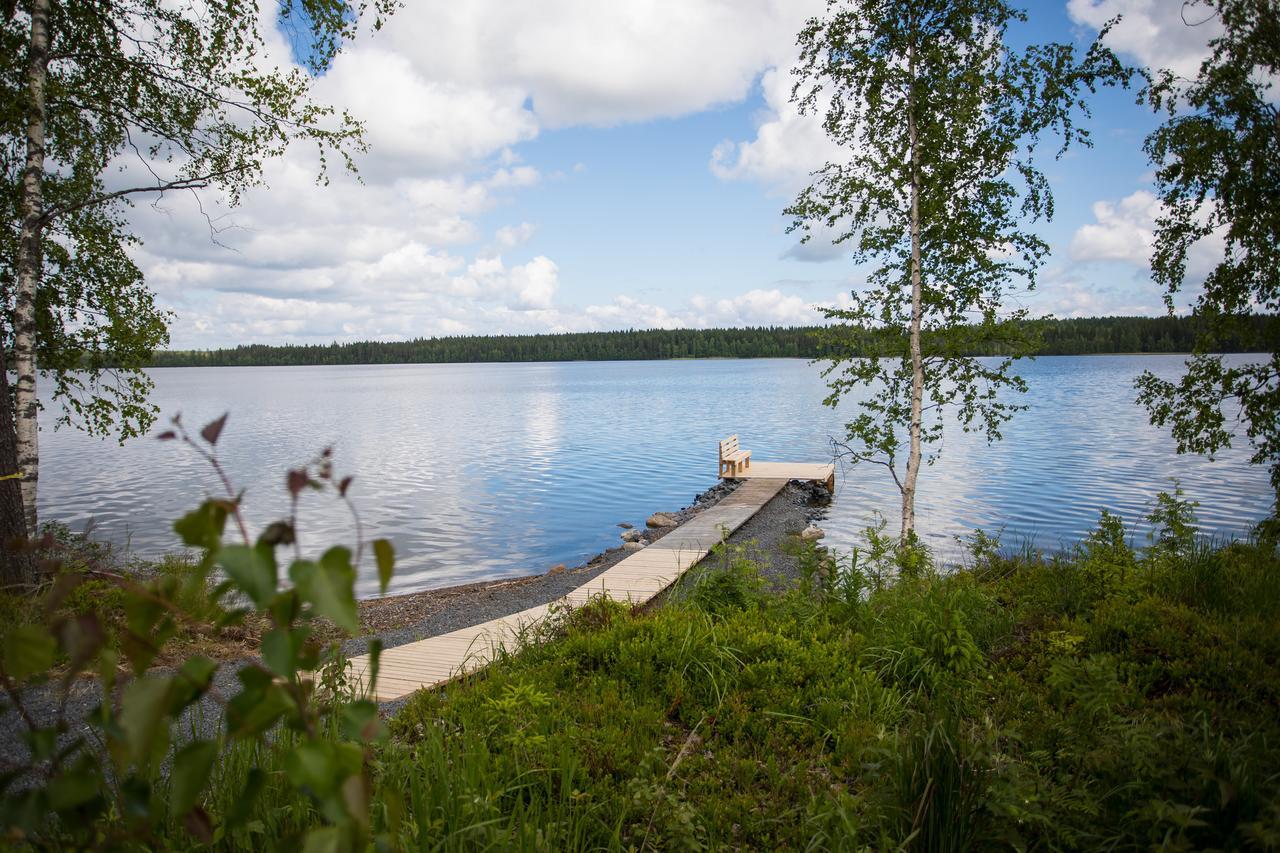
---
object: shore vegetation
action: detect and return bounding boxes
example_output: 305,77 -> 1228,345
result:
3,476 -> 1277,850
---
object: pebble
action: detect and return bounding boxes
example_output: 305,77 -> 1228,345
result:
623,541 -> 646,551
617,522 -> 633,529
800,525 -> 825,541
620,529 -> 643,543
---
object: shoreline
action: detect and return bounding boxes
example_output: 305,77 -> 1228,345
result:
343,477 -> 829,659
0,477 -> 831,771
144,350 -> 1242,370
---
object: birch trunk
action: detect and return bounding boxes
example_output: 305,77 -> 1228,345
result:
14,0 -> 51,535
901,43 -> 924,541
0,342 -> 34,587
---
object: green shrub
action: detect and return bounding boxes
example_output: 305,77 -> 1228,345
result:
0,415 -> 398,850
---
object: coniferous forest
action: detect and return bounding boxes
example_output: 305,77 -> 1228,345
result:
151,314 -> 1277,367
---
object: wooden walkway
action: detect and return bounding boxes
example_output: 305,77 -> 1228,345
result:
350,463 -> 834,702
735,461 -> 835,492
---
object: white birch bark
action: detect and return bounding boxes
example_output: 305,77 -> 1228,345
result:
14,0 -> 51,534
902,42 -> 924,541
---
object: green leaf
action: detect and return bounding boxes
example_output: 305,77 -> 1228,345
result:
119,676 -> 172,769
46,755 -> 104,812
218,544 -> 277,608
3,625 -> 56,681
170,656 -> 218,712
366,639 -> 382,698
340,700 -> 386,743
373,538 -> 395,595
226,669 -> 294,737
301,826 -> 345,853
173,500 -> 228,550
171,740 -> 217,816
3,622 -> 56,681
285,740 -> 341,798
262,627 -> 307,678
224,767 -> 265,829
290,547 -> 358,632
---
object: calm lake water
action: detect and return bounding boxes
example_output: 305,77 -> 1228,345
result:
38,356 -> 1272,597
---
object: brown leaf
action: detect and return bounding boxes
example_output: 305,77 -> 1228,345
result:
183,806 -> 214,844
200,413 -> 229,446
338,475 -> 353,497
287,469 -> 308,497
156,430 -> 177,441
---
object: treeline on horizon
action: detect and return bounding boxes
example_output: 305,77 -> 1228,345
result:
150,314 -> 1278,367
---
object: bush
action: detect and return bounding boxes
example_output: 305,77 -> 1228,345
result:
0,415 -> 398,850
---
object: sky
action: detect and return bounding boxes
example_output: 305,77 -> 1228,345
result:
123,0 -> 1229,350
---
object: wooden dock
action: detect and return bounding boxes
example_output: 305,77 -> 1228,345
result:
732,461 -> 835,492
349,461 -> 833,702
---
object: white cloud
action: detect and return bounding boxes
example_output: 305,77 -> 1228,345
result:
377,0 -> 823,127
1070,190 -> 1161,265
1066,0 -> 1219,78
494,222 -> 537,250
315,47 -> 538,179
710,65 -> 840,194
1069,188 -> 1224,279
115,1 -> 854,349
1024,266 -> 1168,317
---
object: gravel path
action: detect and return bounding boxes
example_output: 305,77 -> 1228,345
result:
0,478 -> 831,772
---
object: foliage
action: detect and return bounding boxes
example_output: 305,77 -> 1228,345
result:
378,498 -> 1278,849
143,314 -> 1280,368
787,0 -> 1130,537
4,483 -> 1278,848
1133,0 -> 1280,507
0,196 -> 169,438
0,415 -> 397,849
0,0 -> 397,506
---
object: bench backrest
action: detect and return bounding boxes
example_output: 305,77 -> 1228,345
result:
719,434 -> 740,459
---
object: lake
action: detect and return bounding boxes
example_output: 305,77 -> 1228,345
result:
37,356 -> 1273,597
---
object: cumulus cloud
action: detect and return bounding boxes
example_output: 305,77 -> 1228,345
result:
710,63 -> 840,194
376,0 -> 823,127
494,222 -> 537,250
1070,190 -> 1161,265
1066,0 -> 1219,77
116,1 -> 855,348
1024,266 -> 1169,318
1069,189 -> 1224,280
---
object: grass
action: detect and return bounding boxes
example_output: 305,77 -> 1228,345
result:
162,503 -> 1280,850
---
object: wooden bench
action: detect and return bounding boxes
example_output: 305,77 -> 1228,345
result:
718,434 -> 751,477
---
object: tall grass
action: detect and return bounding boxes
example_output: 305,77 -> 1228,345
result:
154,505 -> 1279,850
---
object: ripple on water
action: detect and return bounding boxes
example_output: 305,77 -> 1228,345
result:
37,357 -> 1273,597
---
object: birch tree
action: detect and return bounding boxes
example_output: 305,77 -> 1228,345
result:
1,0 -> 395,536
788,0 -> 1127,541
1134,0 -> 1280,520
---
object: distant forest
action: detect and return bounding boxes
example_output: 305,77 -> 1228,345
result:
152,315 -> 1277,367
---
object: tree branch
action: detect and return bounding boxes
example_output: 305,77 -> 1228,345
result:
39,167 -> 247,224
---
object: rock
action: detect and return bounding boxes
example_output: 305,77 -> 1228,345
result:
620,529 -> 643,543
800,525 -> 825,541
795,480 -> 833,506
547,563 -> 567,575
617,522 -> 633,529
623,541 -> 646,551
646,512 -> 680,529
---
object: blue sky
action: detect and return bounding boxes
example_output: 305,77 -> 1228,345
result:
125,0 -> 1224,349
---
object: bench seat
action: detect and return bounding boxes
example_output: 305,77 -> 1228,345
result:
718,434 -> 752,477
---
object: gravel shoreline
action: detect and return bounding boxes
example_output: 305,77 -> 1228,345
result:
0,478 -> 830,771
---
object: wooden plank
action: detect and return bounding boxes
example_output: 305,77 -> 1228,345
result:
347,453 -> 832,697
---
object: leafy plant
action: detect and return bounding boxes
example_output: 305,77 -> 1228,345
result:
0,413 -> 396,849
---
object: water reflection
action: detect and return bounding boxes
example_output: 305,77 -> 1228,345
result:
37,356 -> 1272,597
